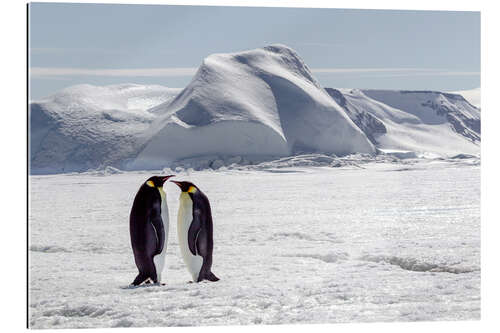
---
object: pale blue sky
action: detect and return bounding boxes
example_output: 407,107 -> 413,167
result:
29,3 -> 480,99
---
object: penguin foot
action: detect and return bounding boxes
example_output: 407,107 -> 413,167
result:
206,272 -> 219,282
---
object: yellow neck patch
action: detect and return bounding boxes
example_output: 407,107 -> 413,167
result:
158,186 -> 166,200
187,186 -> 197,194
146,180 -> 155,187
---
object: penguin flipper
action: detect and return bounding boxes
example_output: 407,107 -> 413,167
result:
188,208 -> 203,256
195,228 -> 209,257
150,210 -> 165,256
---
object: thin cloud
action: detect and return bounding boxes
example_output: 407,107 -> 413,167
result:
296,42 -> 345,48
311,68 -> 479,76
30,67 -> 199,78
311,68 -> 427,73
362,71 -> 480,77
31,47 -> 177,56
30,66 -> 479,79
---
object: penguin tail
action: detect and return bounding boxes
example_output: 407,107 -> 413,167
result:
206,272 -> 219,282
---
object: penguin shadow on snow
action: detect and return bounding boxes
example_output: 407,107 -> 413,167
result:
120,279 -> 165,290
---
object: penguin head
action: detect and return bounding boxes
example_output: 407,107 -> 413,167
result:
145,175 -> 175,189
171,180 -> 198,194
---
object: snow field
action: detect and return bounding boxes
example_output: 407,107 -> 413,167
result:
29,161 -> 480,328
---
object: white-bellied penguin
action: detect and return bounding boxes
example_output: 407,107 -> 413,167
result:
129,175 -> 174,286
171,181 -> 219,283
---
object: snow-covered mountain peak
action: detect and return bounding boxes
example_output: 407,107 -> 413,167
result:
362,90 -> 480,125
157,44 -> 322,124
39,83 -> 182,115
131,45 -> 375,169
197,44 -> 318,85
326,88 -> 480,157
29,46 -> 480,174
29,84 -> 182,173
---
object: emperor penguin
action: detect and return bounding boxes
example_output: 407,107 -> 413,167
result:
129,175 -> 174,286
171,181 -> 219,283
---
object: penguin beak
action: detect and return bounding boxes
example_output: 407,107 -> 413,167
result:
161,175 -> 175,184
170,180 -> 182,188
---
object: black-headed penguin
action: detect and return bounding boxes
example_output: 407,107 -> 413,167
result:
129,175 -> 174,286
171,181 -> 219,283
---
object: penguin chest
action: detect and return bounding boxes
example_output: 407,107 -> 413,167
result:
153,188 -> 169,281
177,193 -> 203,281
158,188 -> 169,241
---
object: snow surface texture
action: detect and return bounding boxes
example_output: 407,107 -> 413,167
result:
325,88 -> 480,156
30,84 -> 182,174
28,160 -> 480,328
